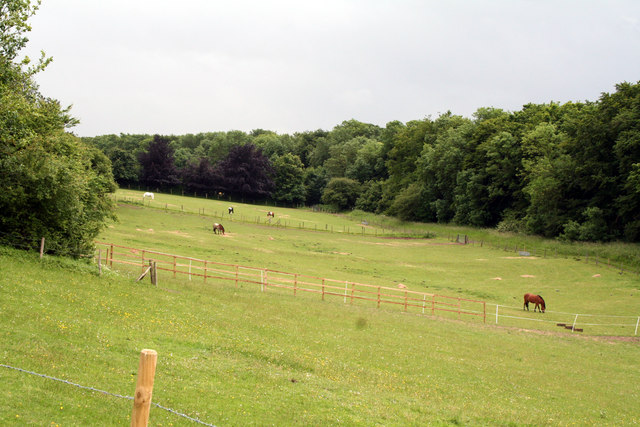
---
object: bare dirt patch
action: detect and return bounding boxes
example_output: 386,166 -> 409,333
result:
254,247 -> 274,254
165,230 -> 192,238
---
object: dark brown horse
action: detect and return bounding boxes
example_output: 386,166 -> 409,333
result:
523,293 -> 546,313
213,223 -> 225,235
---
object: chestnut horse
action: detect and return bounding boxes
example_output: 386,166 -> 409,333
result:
267,211 -> 275,218
523,293 -> 546,313
213,223 -> 225,235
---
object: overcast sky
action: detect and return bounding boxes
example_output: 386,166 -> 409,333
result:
22,0 -> 640,137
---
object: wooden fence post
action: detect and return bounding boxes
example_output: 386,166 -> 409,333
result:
39,237 -> 45,259
173,256 -> 176,278
150,261 -> 157,286
294,273 -> 297,296
483,301 -> 486,323
131,349 -> 157,427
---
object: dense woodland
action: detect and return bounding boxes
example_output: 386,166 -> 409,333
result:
85,81 -> 640,242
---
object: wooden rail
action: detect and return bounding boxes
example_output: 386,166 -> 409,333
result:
95,241 -> 486,322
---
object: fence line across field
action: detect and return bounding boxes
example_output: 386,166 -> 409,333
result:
95,241 -> 487,323
488,303 -> 639,335
95,241 -> 639,335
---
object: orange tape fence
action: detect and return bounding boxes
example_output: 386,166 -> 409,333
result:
95,241 -> 486,323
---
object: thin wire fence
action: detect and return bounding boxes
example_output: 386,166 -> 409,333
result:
485,304 -> 640,335
0,363 -> 216,426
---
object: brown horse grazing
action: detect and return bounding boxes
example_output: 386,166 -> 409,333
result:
523,293 -> 546,313
212,223 -> 225,235
267,211 -> 275,218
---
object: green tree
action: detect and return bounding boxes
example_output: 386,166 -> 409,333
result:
416,115 -> 472,222
108,147 -> 139,184
303,167 -> 328,206
272,153 -> 306,205
522,154 -> 575,237
346,139 -> 385,183
355,180 -> 384,213
387,182 -> 432,221
321,178 -> 361,211
0,0 -> 116,257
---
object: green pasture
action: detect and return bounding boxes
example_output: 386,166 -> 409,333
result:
114,189 -> 418,237
1,245 -> 639,426
102,190 -> 640,333
2,190 -> 640,425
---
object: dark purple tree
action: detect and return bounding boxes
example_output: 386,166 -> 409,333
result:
213,143 -> 274,200
181,157 -> 216,193
138,135 -> 180,189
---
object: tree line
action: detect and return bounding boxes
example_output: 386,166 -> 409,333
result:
85,82 -> 640,243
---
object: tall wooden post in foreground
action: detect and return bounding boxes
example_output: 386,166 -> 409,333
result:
131,349 -> 158,427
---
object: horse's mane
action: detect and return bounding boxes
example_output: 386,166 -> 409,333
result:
538,295 -> 545,305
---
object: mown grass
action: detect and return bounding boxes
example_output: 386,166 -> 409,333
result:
2,190 -> 640,425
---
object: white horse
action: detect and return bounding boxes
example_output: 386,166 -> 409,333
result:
143,192 -> 154,200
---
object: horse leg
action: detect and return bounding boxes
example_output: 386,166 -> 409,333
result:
524,301 -> 529,311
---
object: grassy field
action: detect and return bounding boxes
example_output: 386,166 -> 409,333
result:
1,189 -> 639,425
105,191 -> 640,331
